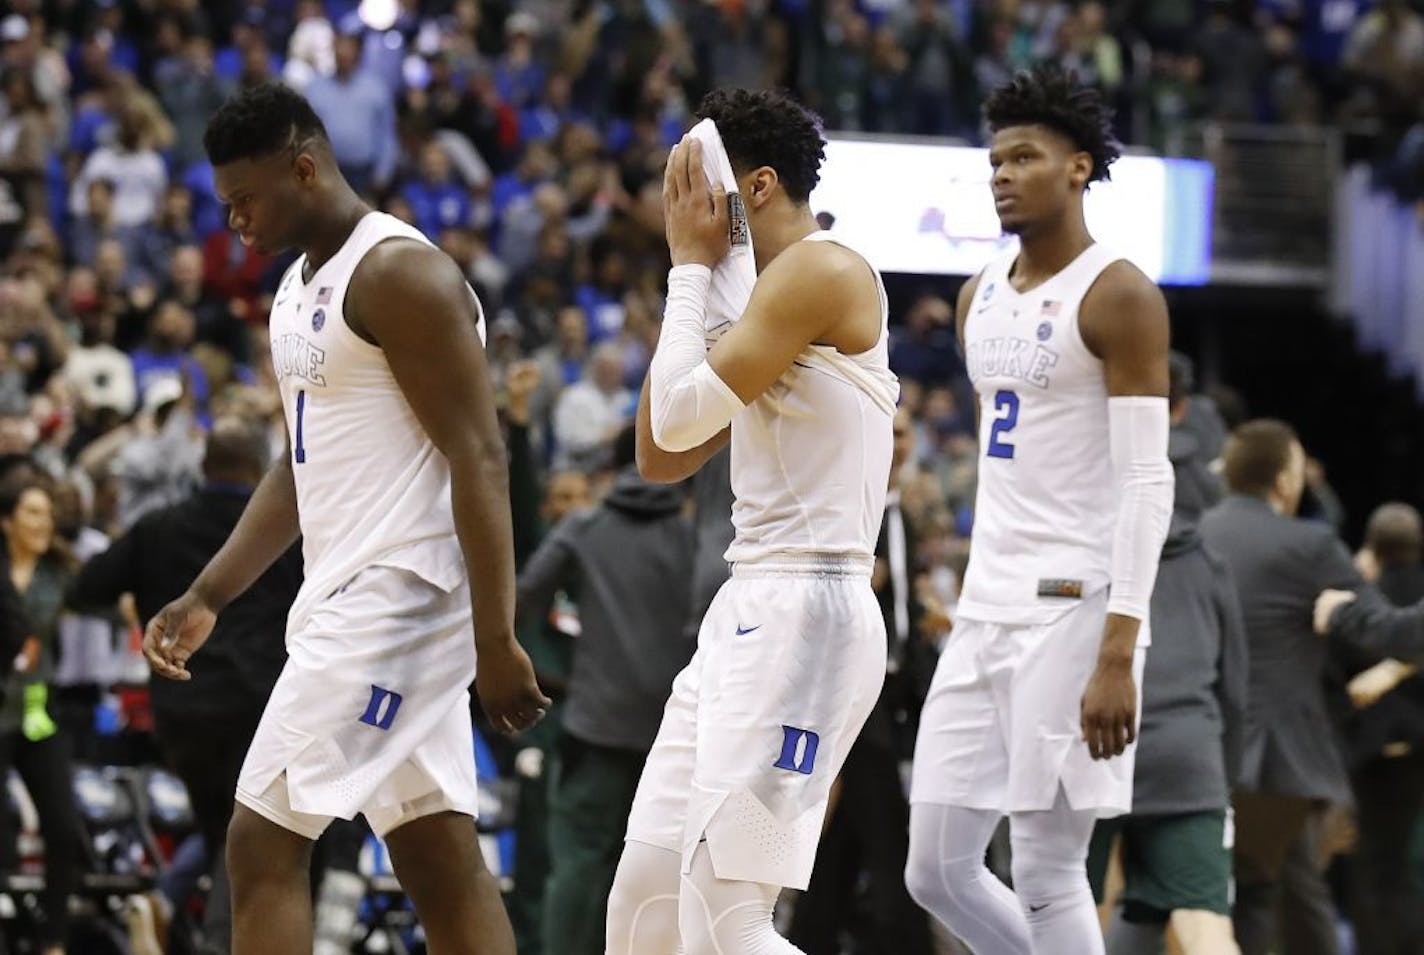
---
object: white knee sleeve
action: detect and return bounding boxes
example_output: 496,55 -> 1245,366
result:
678,844 -> 802,955
905,803 -> 1032,954
607,840 -> 683,955
1009,791 -> 1104,955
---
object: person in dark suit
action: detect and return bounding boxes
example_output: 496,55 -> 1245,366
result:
1198,419 -> 1357,955
71,417 -> 303,953
789,407 -> 935,955
1327,503 -> 1424,955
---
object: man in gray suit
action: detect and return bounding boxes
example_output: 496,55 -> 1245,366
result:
1198,419 -> 1358,955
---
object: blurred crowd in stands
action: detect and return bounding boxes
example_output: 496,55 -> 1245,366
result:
0,0 -> 1414,952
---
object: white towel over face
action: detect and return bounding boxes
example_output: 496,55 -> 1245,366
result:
686,118 -> 757,345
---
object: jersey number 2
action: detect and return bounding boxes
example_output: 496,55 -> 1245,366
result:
986,389 -> 1019,459
295,390 -> 308,464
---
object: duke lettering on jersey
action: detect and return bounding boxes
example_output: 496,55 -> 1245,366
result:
965,336 -> 1060,388
272,332 -> 327,387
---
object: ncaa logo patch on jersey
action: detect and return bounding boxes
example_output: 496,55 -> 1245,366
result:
1037,321 -> 1053,341
312,308 -> 326,332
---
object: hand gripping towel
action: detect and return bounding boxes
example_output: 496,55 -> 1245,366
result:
686,118 -> 757,345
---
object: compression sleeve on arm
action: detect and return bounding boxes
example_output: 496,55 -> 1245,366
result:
648,264 -> 745,452
1106,396 -> 1175,620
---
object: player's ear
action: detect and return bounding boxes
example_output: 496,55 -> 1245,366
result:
293,152 -> 318,186
1069,151 -> 1093,191
746,166 -> 779,209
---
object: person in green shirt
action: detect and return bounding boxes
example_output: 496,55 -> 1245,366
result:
0,475 -> 80,955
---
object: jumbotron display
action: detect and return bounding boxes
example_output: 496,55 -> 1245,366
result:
812,136 -> 1215,286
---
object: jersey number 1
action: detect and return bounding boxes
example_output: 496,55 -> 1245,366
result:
295,390 -> 308,464
986,389 -> 1019,459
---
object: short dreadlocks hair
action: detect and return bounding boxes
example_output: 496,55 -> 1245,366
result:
983,65 -> 1120,185
696,88 -> 826,204
204,82 -> 329,166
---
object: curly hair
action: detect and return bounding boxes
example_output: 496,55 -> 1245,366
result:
203,82 -> 329,166
696,88 -> 826,204
983,65 -> 1120,185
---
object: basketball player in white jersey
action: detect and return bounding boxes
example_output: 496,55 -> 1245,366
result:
904,66 -> 1175,955
603,89 -> 897,955
141,83 -> 549,955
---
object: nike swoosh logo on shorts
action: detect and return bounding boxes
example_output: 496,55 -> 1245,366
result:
735,624 -> 761,635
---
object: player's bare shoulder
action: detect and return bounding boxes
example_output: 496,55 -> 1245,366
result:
1078,259 -> 1169,358
766,237 -> 881,351
345,238 -> 478,342
348,238 -> 467,310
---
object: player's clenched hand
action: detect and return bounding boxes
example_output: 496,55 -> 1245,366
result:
476,639 -> 551,736
662,138 -> 730,268
1080,658 -> 1137,760
143,591 -> 218,681
1314,589 -> 1356,635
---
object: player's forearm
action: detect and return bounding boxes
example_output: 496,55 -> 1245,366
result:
635,372 -> 730,483
1105,397 -> 1174,620
648,265 -> 743,453
190,458 -> 300,612
449,441 -> 519,652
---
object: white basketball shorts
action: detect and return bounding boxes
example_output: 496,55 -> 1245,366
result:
235,564 -> 480,839
624,554 -> 887,890
910,589 -> 1147,817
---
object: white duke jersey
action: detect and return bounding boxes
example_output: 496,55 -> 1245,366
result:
268,212 -> 486,634
724,232 -> 899,565
956,243 -> 1122,625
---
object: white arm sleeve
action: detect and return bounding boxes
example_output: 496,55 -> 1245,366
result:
648,265 -> 746,452
1106,396 -> 1175,620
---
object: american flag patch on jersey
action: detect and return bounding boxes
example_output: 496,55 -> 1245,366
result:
316,286 -> 332,304
1040,300 -> 1061,317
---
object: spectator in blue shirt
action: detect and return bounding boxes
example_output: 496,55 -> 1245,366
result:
492,139 -> 558,221
215,8 -> 285,84
303,30 -> 398,194
574,239 -> 630,343
496,13 -> 547,111
521,72 -> 586,143
401,141 -> 473,240
129,300 -> 210,418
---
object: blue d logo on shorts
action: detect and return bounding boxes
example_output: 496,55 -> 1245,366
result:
773,725 -> 820,775
359,685 -> 403,731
